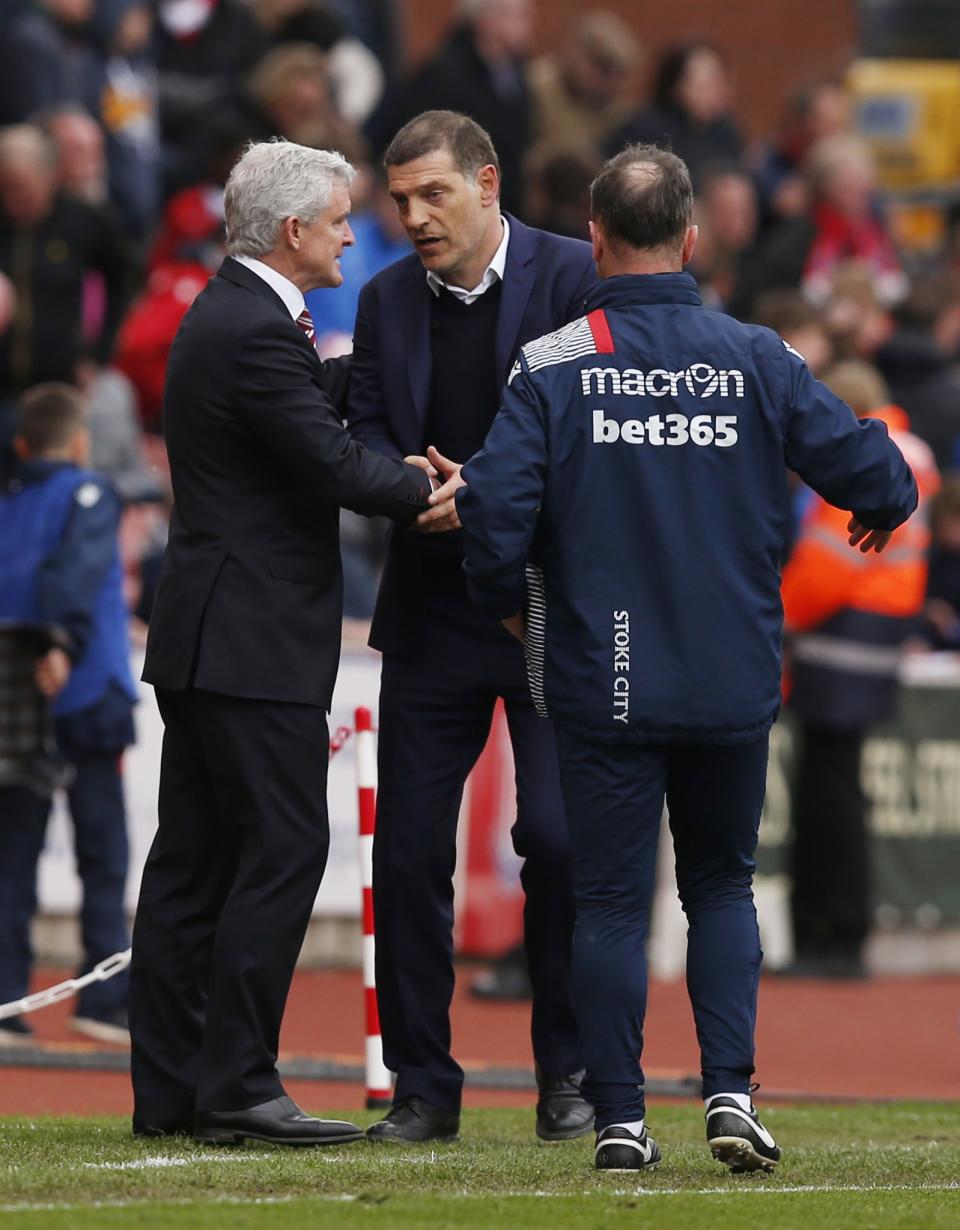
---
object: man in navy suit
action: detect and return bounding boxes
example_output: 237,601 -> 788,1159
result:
348,110 -> 596,1143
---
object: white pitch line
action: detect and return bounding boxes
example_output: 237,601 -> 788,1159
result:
82,1154 -> 273,1171
1,1180 -> 959,1213
79,1151 -> 439,1172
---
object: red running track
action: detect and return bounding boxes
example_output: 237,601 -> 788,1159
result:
1,966 -> 958,1117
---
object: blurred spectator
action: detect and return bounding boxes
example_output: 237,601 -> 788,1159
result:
154,0 -> 262,175
749,289 -> 833,375
689,166 -> 758,313
605,40 -> 744,187
114,184 -> 225,428
305,167 -> 409,355
780,360 -> 937,980
86,0 -> 161,241
920,478 -> 960,651
324,0 -> 405,87
527,11 -> 641,152
242,42 -> 363,154
34,103 -> 110,211
753,74 -> 851,228
737,135 -> 906,313
366,0 -> 534,215
820,263 -> 894,362
0,0 -> 97,125
0,124 -> 129,395
0,383 -> 136,1047
876,275 -> 960,473
522,144 -> 599,240
0,270 -> 17,453
249,0 -> 385,126
75,357 -> 162,502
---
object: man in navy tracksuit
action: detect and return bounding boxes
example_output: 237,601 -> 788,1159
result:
456,146 -> 918,1173
0,384 -> 136,1046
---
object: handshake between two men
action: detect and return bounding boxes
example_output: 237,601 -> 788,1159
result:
404,445 -> 468,534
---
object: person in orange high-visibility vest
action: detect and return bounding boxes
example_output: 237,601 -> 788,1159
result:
781,360 -> 939,980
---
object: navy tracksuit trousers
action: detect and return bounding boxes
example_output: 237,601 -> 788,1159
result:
554,729 -> 768,1130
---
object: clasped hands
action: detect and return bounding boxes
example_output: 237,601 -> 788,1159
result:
404,445 -> 466,532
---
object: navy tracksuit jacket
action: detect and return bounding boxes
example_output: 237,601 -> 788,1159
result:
457,272 -> 917,1125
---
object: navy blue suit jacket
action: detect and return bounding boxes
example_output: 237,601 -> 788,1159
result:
347,213 -> 597,655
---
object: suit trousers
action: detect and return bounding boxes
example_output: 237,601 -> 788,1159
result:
373,594 -> 581,1112
0,751 -> 129,1018
553,729 -> 768,1130
129,688 -> 329,1122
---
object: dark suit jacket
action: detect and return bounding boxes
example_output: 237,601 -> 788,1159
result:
347,214 -> 597,656
143,257 -> 431,708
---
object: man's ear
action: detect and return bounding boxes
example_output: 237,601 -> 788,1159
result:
281,215 -> 301,250
476,163 -> 500,207
11,434 -> 29,461
681,224 -> 698,266
589,219 -> 603,267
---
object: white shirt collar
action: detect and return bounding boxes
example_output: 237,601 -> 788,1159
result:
426,215 -> 510,305
233,255 -> 305,320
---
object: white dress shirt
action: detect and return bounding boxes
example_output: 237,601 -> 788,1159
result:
426,216 -> 510,306
233,255 -> 305,321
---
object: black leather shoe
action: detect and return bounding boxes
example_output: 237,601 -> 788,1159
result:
194,1095 -> 363,1146
536,1068 -> 594,1141
366,1096 -> 460,1143
133,1119 -> 194,1138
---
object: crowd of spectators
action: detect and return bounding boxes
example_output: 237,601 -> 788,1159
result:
2,0 -> 960,977
4,0 -> 959,634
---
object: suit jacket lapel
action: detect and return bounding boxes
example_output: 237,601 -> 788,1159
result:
495,214 -> 536,383
404,264 -> 433,438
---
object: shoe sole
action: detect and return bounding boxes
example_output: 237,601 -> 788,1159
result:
195,1129 -> 364,1147
70,1018 -> 130,1047
710,1136 -> 778,1173
596,1163 -> 660,1173
366,1132 -> 459,1144
537,1121 -> 595,1142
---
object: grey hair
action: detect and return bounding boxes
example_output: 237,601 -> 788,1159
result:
224,139 -> 356,258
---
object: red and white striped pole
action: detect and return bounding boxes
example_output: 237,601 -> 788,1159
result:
355,706 -> 393,1109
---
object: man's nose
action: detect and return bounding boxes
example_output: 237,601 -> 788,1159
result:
343,221 -> 355,247
405,199 -> 429,231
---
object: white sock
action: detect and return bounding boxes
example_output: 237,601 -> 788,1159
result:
705,1092 -> 753,1113
607,1119 -> 645,1135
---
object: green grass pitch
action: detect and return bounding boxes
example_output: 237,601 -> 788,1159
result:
2,1104 -> 959,1229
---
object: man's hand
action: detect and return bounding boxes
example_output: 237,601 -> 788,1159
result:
404,454 -> 439,487
847,516 -> 892,554
35,648 -> 71,697
502,612 -> 526,642
415,446 -> 466,533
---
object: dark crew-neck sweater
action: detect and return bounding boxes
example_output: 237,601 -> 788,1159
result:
416,280 -> 504,574
423,279 -> 503,465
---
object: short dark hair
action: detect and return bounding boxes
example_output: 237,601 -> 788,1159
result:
384,110 -> 500,183
17,383 -> 85,455
590,144 -> 693,252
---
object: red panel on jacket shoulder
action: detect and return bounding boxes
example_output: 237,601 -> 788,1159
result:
587,309 -> 615,354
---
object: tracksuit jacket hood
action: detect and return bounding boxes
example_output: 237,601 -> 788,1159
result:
458,271 -> 919,745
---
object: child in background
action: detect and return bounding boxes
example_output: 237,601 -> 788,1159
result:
0,384 -> 136,1047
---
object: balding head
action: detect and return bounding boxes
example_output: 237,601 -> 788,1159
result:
590,144 -> 694,260
0,125 -> 58,226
